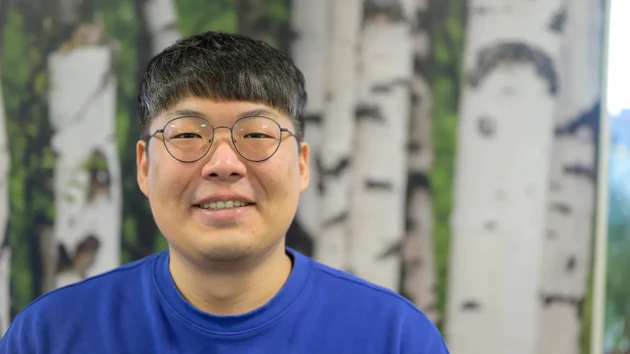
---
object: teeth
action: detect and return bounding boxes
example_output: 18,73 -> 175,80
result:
198,200 -> 248,210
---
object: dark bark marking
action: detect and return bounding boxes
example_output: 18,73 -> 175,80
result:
407,258 -> 424,269
56,234 -> 101,279
566,255 -> 576,272
355,103 -> 385,123
555,101 -> 600,139
540,292 -> 584,318
461,300 -> 481,311
423,302 -> 437,313
365,179 -> 394,191
555,101 -> 601,183
303,113 -> 323,125
477,116 -> 496,138
563,164 -> 597,183
287,25 -> 301,44
549,5 -> 568,33
322,211 -> 349,228
286,217 -> 314,257
406,141 -> 423,154
404,172 -> 430,233
362,0 -> 406,28
85,149 -> 111,204
316,155 -> 351,194
467,42 -> 559,95
378,239 -> 403,259
406,218 -> 418,233
372,78 -> 411,93
549,202 -> 571,215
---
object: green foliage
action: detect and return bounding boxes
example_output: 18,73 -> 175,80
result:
154,233 -> 169,253
236,0 -> 290,50
428,0 -> 466,333
1,3 -> 56,315
603,223 -> 630,351
576,209 -> 602,354
175,0 -> 237,36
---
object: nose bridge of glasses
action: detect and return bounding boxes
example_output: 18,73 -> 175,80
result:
210,125 -> 233,138
209,125 -> 237,151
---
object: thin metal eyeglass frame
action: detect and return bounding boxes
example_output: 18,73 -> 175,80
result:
147,115 -> 297,163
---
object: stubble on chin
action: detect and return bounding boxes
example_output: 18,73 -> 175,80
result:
191,236 -> 259,266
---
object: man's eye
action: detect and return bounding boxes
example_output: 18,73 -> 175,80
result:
244,133 -> 272,139
172,133 -> 201,139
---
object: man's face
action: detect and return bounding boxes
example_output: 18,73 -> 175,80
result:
136,97 -> 310,266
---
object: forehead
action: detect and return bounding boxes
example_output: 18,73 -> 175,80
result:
153,97 -> 290,128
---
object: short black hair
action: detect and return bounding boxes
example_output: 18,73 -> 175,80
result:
137,31 -> 307,140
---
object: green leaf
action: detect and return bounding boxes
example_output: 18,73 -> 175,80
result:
154,234 -> 169,253
33,71 -> 48,96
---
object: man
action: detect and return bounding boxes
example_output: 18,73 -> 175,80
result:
0,31 -> 449,353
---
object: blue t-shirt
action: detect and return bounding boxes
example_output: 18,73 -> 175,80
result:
0,248 -> 449,353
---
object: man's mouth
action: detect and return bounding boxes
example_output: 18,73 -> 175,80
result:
194,200 -> 253,211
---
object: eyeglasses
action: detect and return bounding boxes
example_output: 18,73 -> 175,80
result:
148,116 -> 297,163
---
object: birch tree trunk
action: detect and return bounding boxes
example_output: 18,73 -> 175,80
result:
49,36 -> 121,289
350,0 -> 413,289
143,0 -> 181,55
445,2 -> 564,353
315,0 -> 362,271
119,0 -> 180,261
538,1 -> 604,353
0,65 -> 11,336
400,0 -> 437,323
289,0 -> 329,256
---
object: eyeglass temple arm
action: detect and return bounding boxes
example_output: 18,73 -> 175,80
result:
281,128 -> 296,137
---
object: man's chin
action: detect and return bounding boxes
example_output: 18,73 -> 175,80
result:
194,242 -> 258,265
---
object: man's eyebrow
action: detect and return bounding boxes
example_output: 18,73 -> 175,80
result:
166,108 -> 206,118
236,108 -> 279,119
165,108 -> 280,120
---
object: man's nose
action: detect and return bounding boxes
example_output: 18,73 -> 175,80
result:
200,129 -> 247,181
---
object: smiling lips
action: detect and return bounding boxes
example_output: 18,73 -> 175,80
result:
196,200 -> 251,210
192,198 -> 254,223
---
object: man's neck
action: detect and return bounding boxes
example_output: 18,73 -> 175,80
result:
167,244 -> 293,315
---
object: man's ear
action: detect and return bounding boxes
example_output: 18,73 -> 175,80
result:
298,141 -> 310,193
137,140 -> 149,197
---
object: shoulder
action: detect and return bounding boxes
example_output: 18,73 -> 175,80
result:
0,252 -> 164,350
302,254 -> 450,353
308,255 -> 420,312
32,251 -> 160,306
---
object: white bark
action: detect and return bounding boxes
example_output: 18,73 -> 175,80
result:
0,65 -> 11,336
143,0 -> 181,55
538,1 -> 603,353
315,0 -> 363,270
0,247 -> 9,336
350,0 -> 413,290
49,47 -> 121,289
445,2 -> 564,354
290,0 -> 329,251
401,0 -> 437,322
